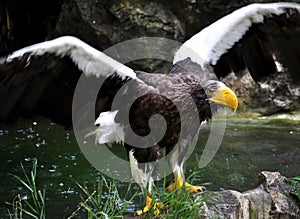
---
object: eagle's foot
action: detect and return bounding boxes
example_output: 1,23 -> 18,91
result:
184,182 -> 204,193
168,181 -> 203,193
136,195 -> 164,216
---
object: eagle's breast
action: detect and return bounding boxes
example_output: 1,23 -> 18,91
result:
121,71 -> 211,150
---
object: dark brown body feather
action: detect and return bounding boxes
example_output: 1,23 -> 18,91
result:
116,70 -> 212,165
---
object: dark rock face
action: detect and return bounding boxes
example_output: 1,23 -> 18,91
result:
0,0 -> 185,54
251,73 -> 300,115
200,171 -> 300,218
0,0 -> 60,54
223,71 -> 300,115
1,0 -> 300,113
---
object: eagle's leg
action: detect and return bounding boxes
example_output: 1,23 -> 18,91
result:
128,150 -> 164,215
167,144 -> 203,193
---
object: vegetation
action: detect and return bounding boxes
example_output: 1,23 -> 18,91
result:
139,177 -> 212,219
6,160 -> 212,219
69,173 -> 212,218
68,176 -> 137,219
290,176 -> 300,201
6,159 -> 46,219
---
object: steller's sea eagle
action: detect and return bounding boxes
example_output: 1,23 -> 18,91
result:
1,2 -> 300,215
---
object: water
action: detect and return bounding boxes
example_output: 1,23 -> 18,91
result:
194,118 -> 300,191
0,116 -> 299,218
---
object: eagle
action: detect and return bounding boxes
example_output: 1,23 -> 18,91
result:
0,2 -> 299,215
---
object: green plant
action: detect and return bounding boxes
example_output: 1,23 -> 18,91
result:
68,175 -> 137,219
6,160 -> 212,218
7,159 -> 46,219
141,173 -> 214,219
69,172 -> 212,219
290,176 -> 300,200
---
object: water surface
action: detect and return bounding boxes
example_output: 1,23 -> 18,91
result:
0,116 -> 299,218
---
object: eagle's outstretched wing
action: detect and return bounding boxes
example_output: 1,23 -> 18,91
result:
0,36 -> 139,127
174,2 -> 300,85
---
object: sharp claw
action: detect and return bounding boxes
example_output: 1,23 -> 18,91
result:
200,185 -> 207,191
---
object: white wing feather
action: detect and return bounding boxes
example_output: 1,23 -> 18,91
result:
174,2 -> 300,67
7,36 -> 137,80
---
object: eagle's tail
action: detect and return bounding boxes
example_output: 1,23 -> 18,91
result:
85,110 -> 125,146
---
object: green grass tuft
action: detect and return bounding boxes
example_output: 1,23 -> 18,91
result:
141,175 -> 214,219
6,159 -> 46,219
68,175 -> 138,219
290,176 -> 300,201
69,172 -> 213,218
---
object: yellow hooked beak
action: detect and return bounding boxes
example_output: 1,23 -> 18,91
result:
209,86 -> 238,111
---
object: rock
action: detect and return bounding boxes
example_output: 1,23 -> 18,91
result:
1,0 -> 300,114
199,171 -> 300,218
251,73 -> 300,115
223,70 -> 300,115
54,0 -> 185,46
222,71 -> 258,113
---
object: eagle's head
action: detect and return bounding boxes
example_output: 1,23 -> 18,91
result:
203,80 -> 238,111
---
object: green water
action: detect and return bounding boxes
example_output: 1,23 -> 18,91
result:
0,116 -> 299,218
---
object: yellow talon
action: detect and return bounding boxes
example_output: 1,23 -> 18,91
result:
168,173 -> 203,193
184,182 -> 203,193
136,195 -> 165,216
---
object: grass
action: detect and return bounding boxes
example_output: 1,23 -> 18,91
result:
69,171 -> 215,219
6,160 -> 213,218
140,176 -> 214,219
6,159 -> 46,219
68,175 -> 137,219
290,176 -> 300,201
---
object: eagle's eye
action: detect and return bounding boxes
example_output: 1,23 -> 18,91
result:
205,88 -> 214,96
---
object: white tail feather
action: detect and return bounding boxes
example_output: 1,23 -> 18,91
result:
129,150 -> 150,192
85,110 -> 124,145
